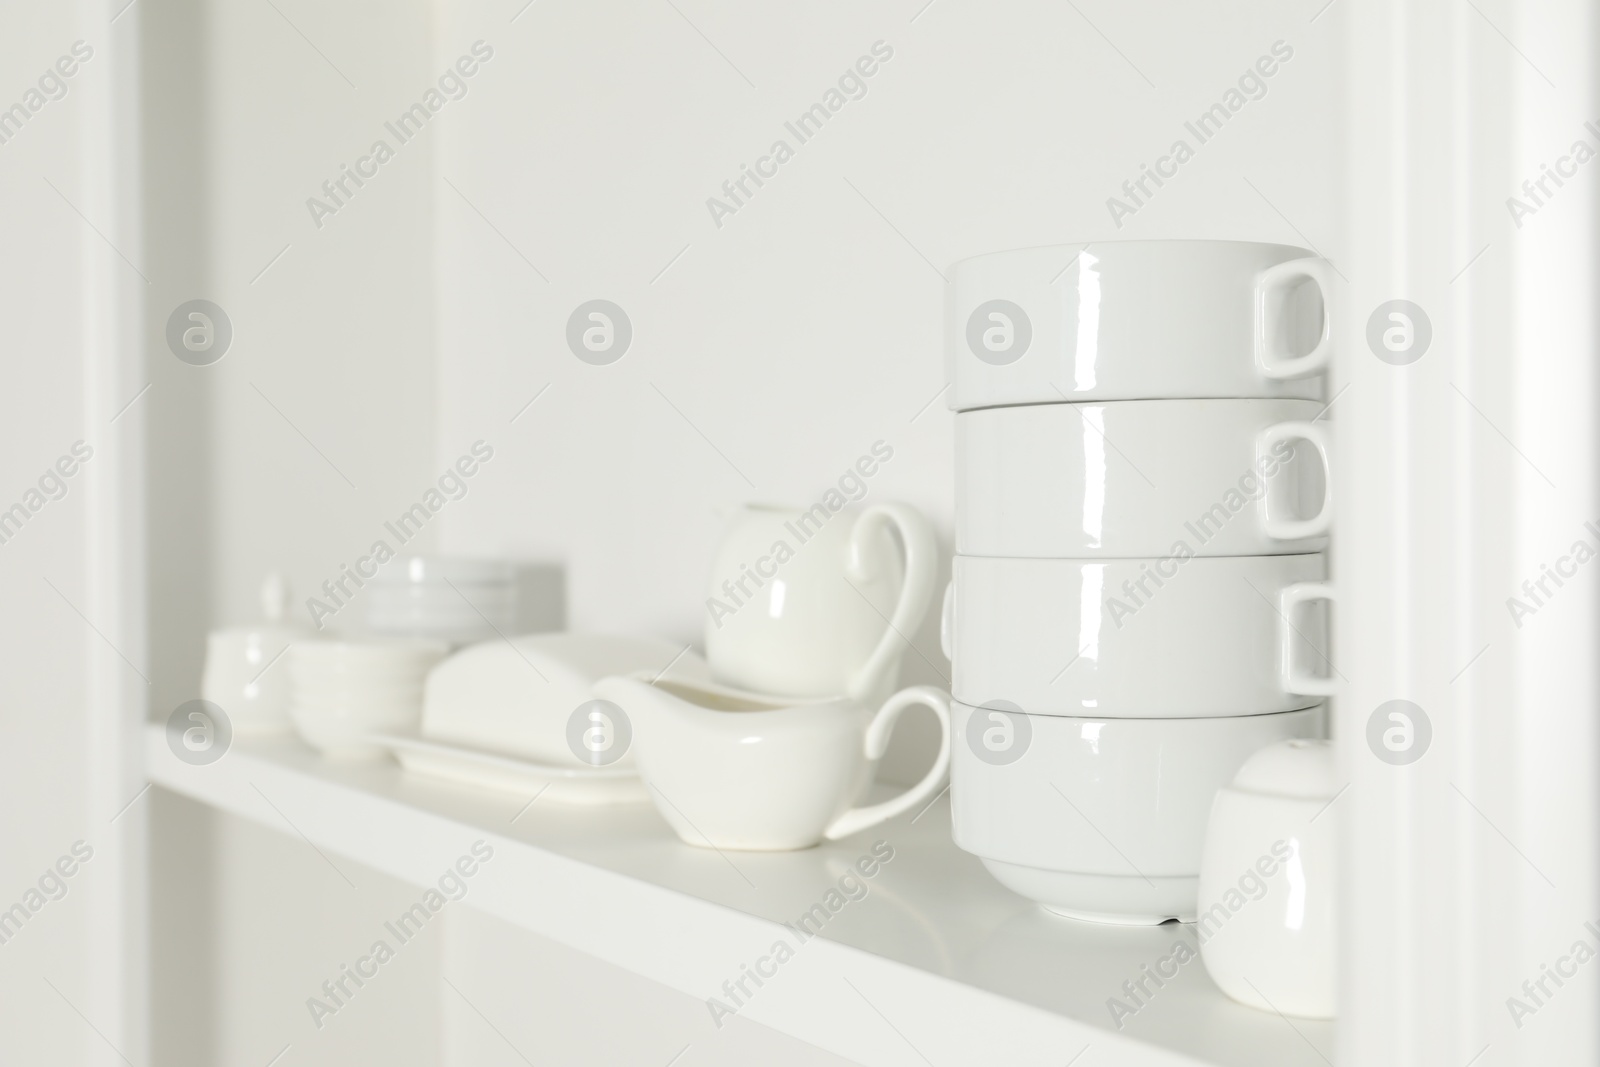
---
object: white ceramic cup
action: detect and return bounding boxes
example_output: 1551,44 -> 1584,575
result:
704,502 -> 937,703
946,240 -> 1332,411
1198,739 -> 1338,1018
951,702 -> 1325,924
956,399 -> 1331,557
597,675 -> 951,851
951,553 -> 1331,717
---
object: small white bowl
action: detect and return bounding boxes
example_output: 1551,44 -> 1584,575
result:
289,699 -> 422,760
287,639 -> 446,758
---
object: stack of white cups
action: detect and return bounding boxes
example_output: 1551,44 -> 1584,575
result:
943,241 -> 1338,924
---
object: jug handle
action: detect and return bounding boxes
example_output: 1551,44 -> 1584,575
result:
824,686 -> 951,841
844,503 -> 938,702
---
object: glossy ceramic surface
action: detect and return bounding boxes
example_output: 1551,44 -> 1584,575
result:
422,634 -> 711,770
704,502 -> 937,703
1198,738 -> 1338,1018
956,399 -> 1331,557
946,240 -> 1332,410
200,572 -> 311,733
597,675 -> 951,851
372,730 -> 650,805
287,638 -> 447,759
951,701 -> 1324,923
951,553 -> 1331,716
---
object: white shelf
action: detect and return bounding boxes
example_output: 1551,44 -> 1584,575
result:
145,724 -> 1332,1067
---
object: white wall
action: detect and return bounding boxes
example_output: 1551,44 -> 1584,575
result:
0,1 -> 139,1061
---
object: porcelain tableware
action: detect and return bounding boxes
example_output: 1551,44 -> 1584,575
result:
704,502 -> 937,704
1198,738 -> 1338,1018
957,399 -> 1331,557
946,240 -> 1331,411
365,555 -> 519,644
421,634 -> 713,770
952,702 -> 1325,924
368,730 -> 651,805
595,675 -> 951,851
287,638 -> 447,759
201,573 -> 311,734
951,553 -> 1331,717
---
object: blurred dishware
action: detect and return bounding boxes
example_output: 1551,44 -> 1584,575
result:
368,730 -> 650,805
950,553 -> 1330,716
201,572 -> 310,734
595,674 -> 951,851
957,399 -> 1331,557
951,701 -> 1325,924
365,555 -> 518,644
1198,738 -> 1338,1018
946,240 -> 1332,411
421,634 -> 710,770
704,502 -> 937,703
288,638 -> 446,758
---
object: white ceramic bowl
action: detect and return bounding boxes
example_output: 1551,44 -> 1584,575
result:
951,702 -> 1325,924
289,698 -> 424,760
950,554 -> 1332,717
287,639 -> 447,758
946,240 -> 1331,411
1198,738 -> 1338,1018
956,399 -> 1331,557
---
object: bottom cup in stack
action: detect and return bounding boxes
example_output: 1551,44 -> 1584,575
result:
951,702 -> 1325,924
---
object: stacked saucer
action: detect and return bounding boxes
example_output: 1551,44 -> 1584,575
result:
944,240 -> 1338,924
365,555 -> 518,645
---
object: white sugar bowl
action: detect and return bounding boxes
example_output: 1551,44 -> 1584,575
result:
1196,738 -> 1338,1019
201,573 -> 311,734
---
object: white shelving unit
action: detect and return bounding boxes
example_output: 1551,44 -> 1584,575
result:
147,725 -> 1332,1067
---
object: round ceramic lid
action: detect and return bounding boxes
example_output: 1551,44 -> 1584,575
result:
1229,737 -> 1338,800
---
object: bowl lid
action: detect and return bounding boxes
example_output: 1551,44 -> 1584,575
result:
1229,738 -> 1338,800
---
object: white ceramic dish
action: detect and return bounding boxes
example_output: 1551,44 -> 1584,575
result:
422,634 -> 713,769
956,399 -> 1331,557
596,676 -> 951,851
950,553 -> 1332,716
946,240 -> 1331,410
290,700 -> 424,760
951,701 -> 1324,923
370,730 -> 650,805
1198,738 -> 1338,1018
287,638 -> 447,759
704,502 -> 937,704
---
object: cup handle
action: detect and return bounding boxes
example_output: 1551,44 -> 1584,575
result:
1279,582 -> 1337,697
824,686 -> 951,841
1257,421 -> 1333,541
1254,257 -> 1334,380
844,503 -> 938,702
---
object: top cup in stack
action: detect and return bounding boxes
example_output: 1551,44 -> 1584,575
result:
944,240 -> 1338,924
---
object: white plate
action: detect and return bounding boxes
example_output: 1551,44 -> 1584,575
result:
367,731 -> 649,806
